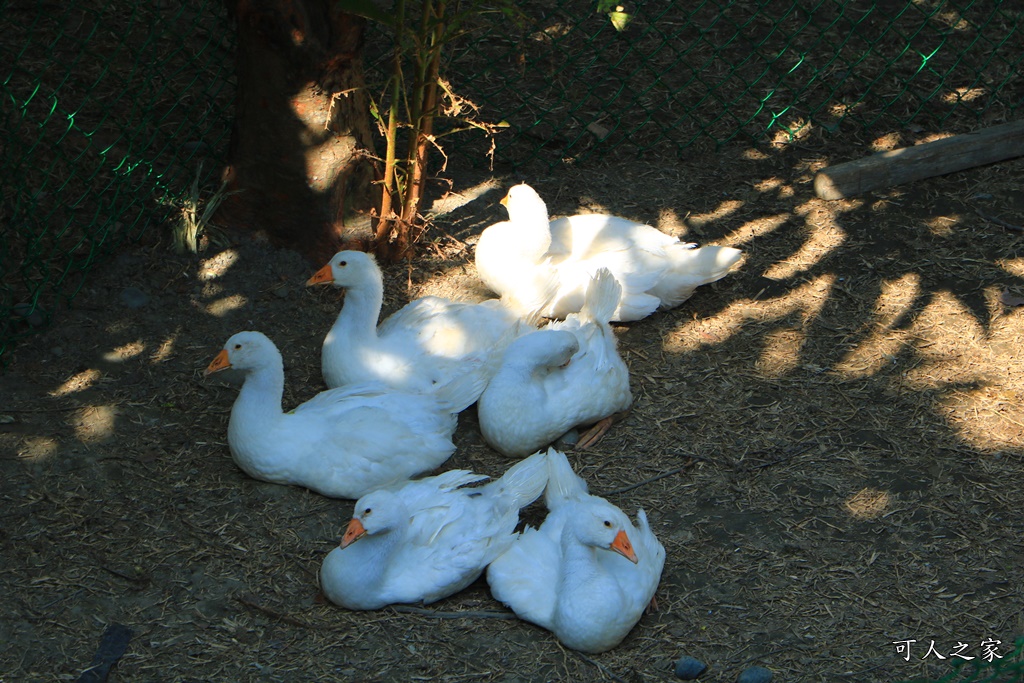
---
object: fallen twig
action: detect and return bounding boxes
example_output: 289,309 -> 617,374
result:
599,458 -> 708,497
975,208 -> 1024,232
236,593 -> 312,628
390,605 -> 518,620
571,650 -> 627,683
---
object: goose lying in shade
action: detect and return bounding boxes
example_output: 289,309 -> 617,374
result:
475,182 -> 743,322
487,448 -> 665,653
477,268 -> 632,457
205,331 -> 479,499
320,449 -> 550,610
307,250 -> 534,398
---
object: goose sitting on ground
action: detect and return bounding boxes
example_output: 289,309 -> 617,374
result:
320,449 -> 550,610
486,448 -> 665,653
205,331 -> 480,499
475,183 -> 743,322
307,250 -> 534,398
477,268 -> 632,457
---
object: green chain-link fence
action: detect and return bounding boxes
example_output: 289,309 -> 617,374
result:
1,0 -> 234,362
2,0 -> 1022,363
436,0 -> 1023,167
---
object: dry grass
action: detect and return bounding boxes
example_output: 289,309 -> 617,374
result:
2,145 -> 1024,681
3,1 -> 1024,682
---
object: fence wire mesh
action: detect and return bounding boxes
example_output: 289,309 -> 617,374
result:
432,0 -> 1022,167
1,0 -> 234,361
2,0 -> 1022,362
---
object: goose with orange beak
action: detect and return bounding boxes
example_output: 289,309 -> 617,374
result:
319,450 -> 550,610
204,331 -> 479,499
306,250 -> 534,398
486,448 -> 665,653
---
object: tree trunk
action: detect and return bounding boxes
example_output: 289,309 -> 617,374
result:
217,0 -> 379,263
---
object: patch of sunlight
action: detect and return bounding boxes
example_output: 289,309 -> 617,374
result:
724,213 -> 790,249
999,258 -> 1024,277
428,178 -> 502,217
934,386 -> 1024,451
103,340 -> 145,363
836,273 -> 920,378
687,200 -> 744,232
199,249 -> 239,281
907,289 -> 985,371
655,207 -> 687,236
924,215 -> 958,237
151,337 -> 176,363
50,368 -> 102,397
889,289 -> 1024,450
207,294 -> 248,317
943,87 -> 986,104
844,488 -> 891,519
870,132 -> 903,152
664,274 -> 834,355
19,435 -> 59,461
757,327 -> 805,378
742,148 -> 769,160
828,101 -> 863,119
763,213 -> 846,280
770,118 -> 811,146
72,405 -> 118,443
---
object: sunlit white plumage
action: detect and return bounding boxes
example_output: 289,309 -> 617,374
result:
487,448 -> 665,653
475,183 -> 743,321
308,250 -> 532,397
477,268 -> 632,457
205,331 -> 477,499
320,449 -> 550,610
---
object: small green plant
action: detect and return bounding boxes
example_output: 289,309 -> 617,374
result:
171,162 -> 233,254
340,0 -> 514,261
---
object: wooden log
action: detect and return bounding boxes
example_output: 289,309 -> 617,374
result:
813,119 -> 1024,200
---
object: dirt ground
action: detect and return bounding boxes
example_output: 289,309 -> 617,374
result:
3,135 -> 1024,683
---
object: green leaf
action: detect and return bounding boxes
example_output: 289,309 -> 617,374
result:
334,0 -> 398,28
608,8 -> 632,31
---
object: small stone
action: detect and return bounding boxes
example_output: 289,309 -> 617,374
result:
737,665 -> 773,683
120,286 -> 150,309
12,302 -> 46,327
674,655 -> 707,679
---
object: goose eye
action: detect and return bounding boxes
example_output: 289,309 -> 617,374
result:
603,520 -> 612,528
363,507 -> 372,515
234,344 -> 242,350
339,260 -> 347,267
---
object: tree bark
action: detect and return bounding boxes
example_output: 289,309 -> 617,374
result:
217,0 -> 379,263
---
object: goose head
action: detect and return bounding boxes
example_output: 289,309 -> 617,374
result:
501,183 -> 551,226
307,250 -> 381,290
205,331 -> 279,376
567,502 -> 638,564
341,488 -> 407,549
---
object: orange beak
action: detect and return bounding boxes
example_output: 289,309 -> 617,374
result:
341,517 -> 367,549
306,263 -> 334,286
499,192 -> 510,208
610,529 -> 638,564
205,349 -> 231,376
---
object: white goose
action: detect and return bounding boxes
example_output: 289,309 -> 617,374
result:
307,250 -> 532,397
477,268 -> 632,457
475,183 -> 743,321
320,449 -> 550,610
486,448 -> 665,653
205,331 -> 478,499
